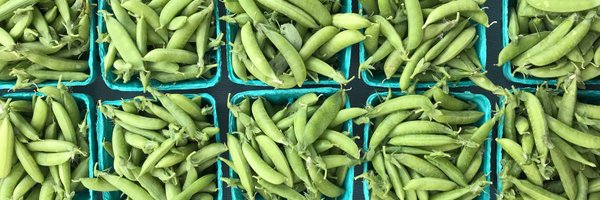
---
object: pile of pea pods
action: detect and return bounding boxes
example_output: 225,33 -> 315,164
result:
498,84 -> 600,200
499,0 -> 600,83
0,0 -> 92,89
361,88 -> 497,200
223,91 -> 363,199
100,0 -> 220,88
0,85 -> 90,199
224,0 -> 363,88
91,88 -> 223,200
357,0 -> 490,91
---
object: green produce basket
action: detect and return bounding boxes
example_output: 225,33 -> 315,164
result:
96,93 -> 222,200
97,0 -> 221,91
496,89 -> 600,195
225,0 -> 352,87
1,92 -> 96,200
228,88 -> 355,200
362,91 -> 492,200
0,0 -> 98,89
359,4 -> 488,89
500,0 -> 600,85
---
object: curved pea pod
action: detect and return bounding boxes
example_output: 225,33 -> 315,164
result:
241,142 -> 287,185
526,0 -> 600,12
405,0 -> 424,50
100,173 -> 155,200
257,178 -> 305,200
425,154 -> 468,186
432,26 -> 477,65
394,153 -> 447,179
9,111 -> 41,141
225,134 -> 254,196
259,25 -> 306,86
102,13 -> 145,70
428,109 -> 484,125
255,134 -> 295,187
431,87 -> 475,111
373,15 -> 405,54
286,0 -> 331,26
390,120 -> 457,137
167,94 -> 206,121
547,115 -> 600,149
389,134 -> 466,147
317,29 -> 365,60
139,136 -> 178,176
168,4 -> 212,49
513,14 -> 577,66
307,162 -> 345,198
364,20 -> 382,52
159,0 -> 193,28
332,13 -> 371,30
430,176 -> 489,200
403,177 -> 458,191
106,106 -> 168,130
321,130 -> 360,159
299,26 -> 339,60
0,116 -> 14,178
120,0 -> 168,40
305,57 -> 350,85
33,151 -> 79,166
508,177 -> 567,200
30,96 -> 48,132
80,178 -> 118,192
240,23 -> 280,83
550,136 -> 596,167
251,98 -> 286,144
329,107 -> 368,128
255,0 -> 318,28
302,91 -> 344,145
143,48 -> 198,64
455,110 -> 502,172
365,111 -> 411,160
189,143 -> 228,166
528,12 -> 593,67
423,0 -> 481,27
14,139 -> 44,183
496,138 -> 543,186
367,95 -> 434,119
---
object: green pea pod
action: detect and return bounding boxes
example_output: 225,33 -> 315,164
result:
103,13 -> 144,70
302,91 -> 344,145
255,0 -> 318,28
14,139 -> 44,183
260,25 -> 306,86
0,116 -> 14,178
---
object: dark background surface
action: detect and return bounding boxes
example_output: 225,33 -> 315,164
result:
65,0 -> 600,199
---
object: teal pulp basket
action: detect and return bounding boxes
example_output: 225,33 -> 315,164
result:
359,3 -> 488,89
0,0 -> 98,89
228,88 -> 355,200
225,1 -> 352,87
501,0 -> 600,85
362,91 -> 492,200
96,93 -> 222,200
1,92 -> 96,200
496,89 -> 600,197
97,0 -> 221,91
